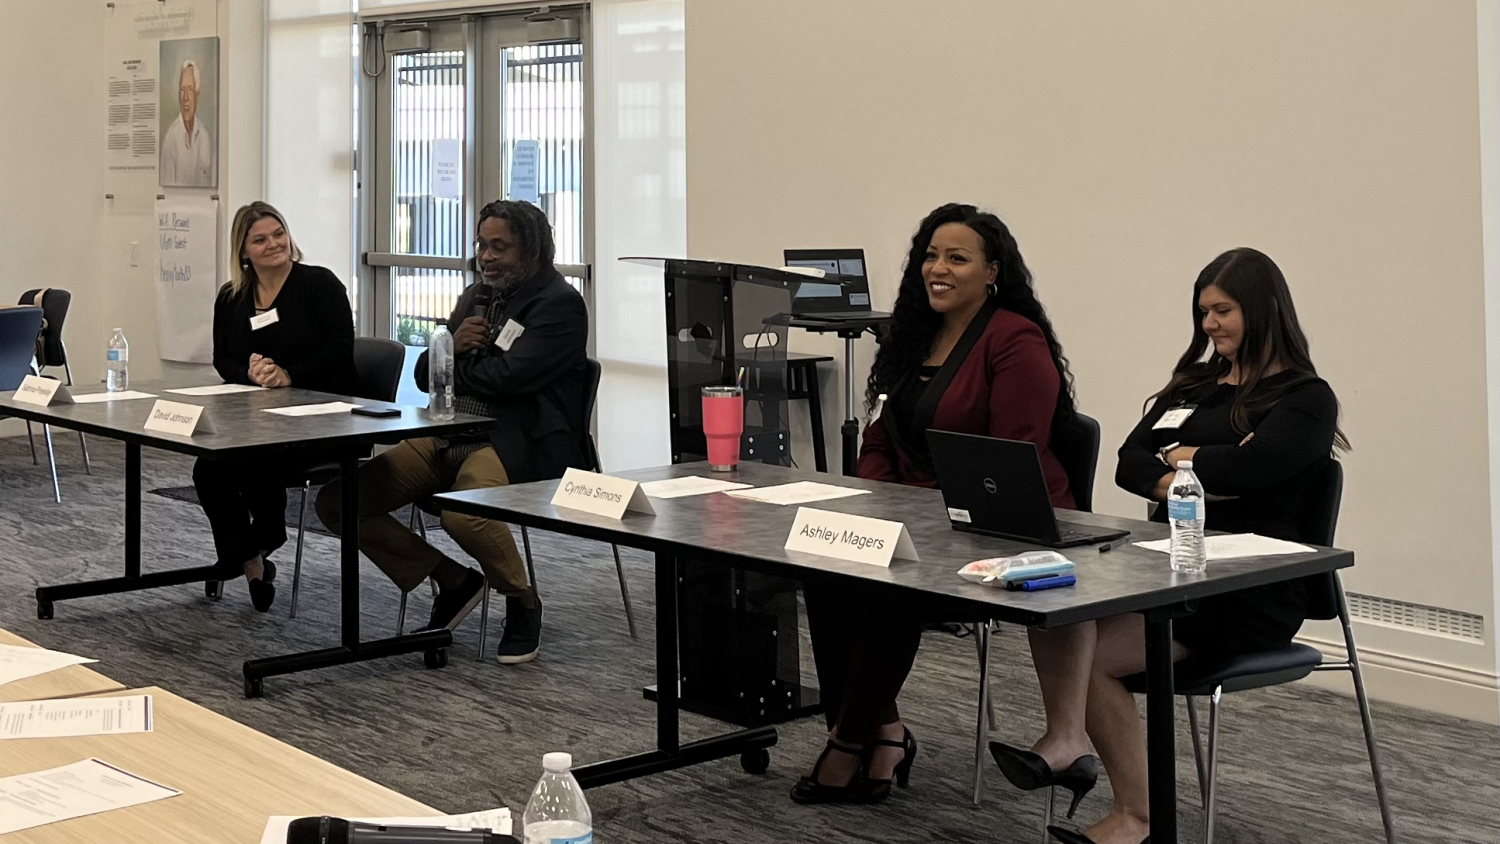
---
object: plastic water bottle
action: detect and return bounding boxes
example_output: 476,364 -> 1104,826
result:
105,328 -> 129,392
428,325 -> 455,421
1167,460 -> 1207,573
522,752 -> 592,844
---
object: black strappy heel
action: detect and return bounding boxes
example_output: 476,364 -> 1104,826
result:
789,738 -> 867,805
849,727 -> 917,804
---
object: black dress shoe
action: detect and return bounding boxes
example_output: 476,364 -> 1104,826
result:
789,738 -> 867,805
1048,825 -> 1148,844
990,741 -> 1100,818
248,559 -> 278,613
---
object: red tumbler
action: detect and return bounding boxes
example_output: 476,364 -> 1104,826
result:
701,385 -> 744,472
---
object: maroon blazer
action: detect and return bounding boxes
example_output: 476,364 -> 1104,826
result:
857,305 -> 1075,509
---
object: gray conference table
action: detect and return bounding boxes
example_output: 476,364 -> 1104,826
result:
0,373 -> 490,697
434,461 -> 1354,844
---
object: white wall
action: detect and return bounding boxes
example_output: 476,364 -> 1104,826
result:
686,0 -> 1500,722
0,0 -> 262,403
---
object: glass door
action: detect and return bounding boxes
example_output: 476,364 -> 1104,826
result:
359,8 -> 589,348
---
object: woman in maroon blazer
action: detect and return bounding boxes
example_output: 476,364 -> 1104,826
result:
791,203 -> 1078,806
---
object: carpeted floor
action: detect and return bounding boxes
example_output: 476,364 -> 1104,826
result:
1,437 -> 1496,843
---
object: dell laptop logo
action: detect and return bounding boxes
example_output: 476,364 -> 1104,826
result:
983,478 -> 998,494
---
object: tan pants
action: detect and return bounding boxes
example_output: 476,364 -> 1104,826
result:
314,437 -> 528,596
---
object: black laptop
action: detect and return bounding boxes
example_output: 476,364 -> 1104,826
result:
929,430 -> 1129,549
783,248 -> 891,321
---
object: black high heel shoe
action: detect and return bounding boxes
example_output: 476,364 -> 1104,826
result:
1047,826 -> 1148,844
248,558 -> 278,613
989,741 -> 1100,818
789,738 -> 866,805
849,727 -> 917,804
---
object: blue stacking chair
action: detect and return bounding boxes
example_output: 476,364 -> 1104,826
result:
0,307 -> 61,501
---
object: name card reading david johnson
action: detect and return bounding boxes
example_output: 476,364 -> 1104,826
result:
143,399 -> 217,437
549,467 -> 655,520
785,507 -> 920,567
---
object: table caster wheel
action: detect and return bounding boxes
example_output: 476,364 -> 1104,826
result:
244,677 -> 264,699
423,648 -> 448,669
37,601 -> 53,621
205,581 -> 223,601
740,747 -> 770,775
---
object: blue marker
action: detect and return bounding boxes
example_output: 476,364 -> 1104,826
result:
1012,574 -> 1077,592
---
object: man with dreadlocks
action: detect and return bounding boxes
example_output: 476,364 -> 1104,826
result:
317,200 -> 589,665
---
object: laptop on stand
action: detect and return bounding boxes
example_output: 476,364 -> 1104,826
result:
783,248 -> 890,321
929,430 -> 1129,549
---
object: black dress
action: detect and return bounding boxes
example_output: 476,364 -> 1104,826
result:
1115,371 -> 1339,656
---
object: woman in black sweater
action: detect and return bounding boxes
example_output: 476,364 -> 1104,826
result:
991,248 -> 1348,844
193,201 -> 356,612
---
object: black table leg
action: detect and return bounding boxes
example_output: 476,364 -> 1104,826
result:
241,453 -> 454,697
572,552 -> 777,789
1144,610 -> 1178,844
35,442 -> 222,619
803,364 -> 828,473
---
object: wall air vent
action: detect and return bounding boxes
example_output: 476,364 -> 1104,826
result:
1345,592 -> 1484,643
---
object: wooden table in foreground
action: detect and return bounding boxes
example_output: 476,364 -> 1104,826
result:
0,629 -> 124,703
0,686 -> 438,844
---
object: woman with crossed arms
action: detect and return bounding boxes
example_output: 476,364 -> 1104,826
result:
991,247 -> 1348,844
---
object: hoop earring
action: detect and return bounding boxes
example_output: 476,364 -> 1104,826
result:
986,282 -> 998,298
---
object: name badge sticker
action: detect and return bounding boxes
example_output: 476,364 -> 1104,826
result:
250,309 -> 279,331
550,467 -> 656,520
143,399 -> 218,437
785,507 -> 919,568
1153,406 -> 1195,430
13,375 -> 72,407
495,319 -> 526,351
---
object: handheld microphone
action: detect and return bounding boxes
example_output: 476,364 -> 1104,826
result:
287,816 -> 518,844
470,282 -> 495,320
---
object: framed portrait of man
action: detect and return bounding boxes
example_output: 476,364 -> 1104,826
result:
159,36 -> 219,189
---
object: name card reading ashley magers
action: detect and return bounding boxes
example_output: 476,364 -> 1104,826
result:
549,467 -> 656,520
785,507 -> 920,568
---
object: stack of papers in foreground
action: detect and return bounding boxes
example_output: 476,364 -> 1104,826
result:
0,643 -> 96,687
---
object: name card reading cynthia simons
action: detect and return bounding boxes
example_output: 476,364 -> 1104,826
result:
549,468 -> 656,520
785,507 -> 920,567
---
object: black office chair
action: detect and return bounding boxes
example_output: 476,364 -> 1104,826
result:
285,337 -> 406,618
967,412 -> 1104,805
1117,461 -> 1395,844
18,288 -> 89,476
0,307 -> 60,502
400,357 -> 638,658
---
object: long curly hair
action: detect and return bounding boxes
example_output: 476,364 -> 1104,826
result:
866,203 -> 1077,432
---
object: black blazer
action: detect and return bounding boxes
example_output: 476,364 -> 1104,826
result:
416,266 -> 590,484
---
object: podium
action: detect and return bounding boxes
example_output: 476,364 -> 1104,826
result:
626,258 -> 852,728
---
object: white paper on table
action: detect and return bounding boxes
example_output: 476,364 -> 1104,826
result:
0,644 -> 97,687
69,391 -> 157,404
724,481 -> 872,506
259,807 -> 512,844
0,758 -> 181,835
1134,533 -> 1316,560
0,695 -> 152,740
165,384 -> 265,396
263,402 -> 362,417
640,476 -> 753,499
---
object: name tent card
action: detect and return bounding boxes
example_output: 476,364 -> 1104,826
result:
12,375 -> 72,407
143,399 -> 217,436
785,507 -> 920,568
550,468 -> 656,520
